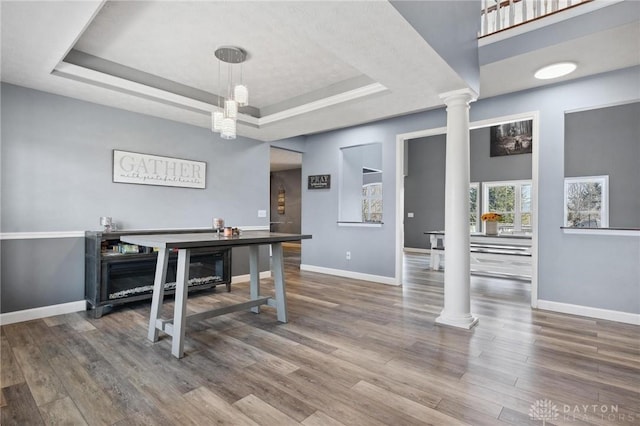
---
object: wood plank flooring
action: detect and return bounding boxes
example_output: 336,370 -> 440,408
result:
1,250 -> 638,425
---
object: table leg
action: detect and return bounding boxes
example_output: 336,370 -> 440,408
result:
249,245 -> 260,314
271,242 -> 287,323
148,247 -> 169,342
172,249 -> 190,358
430,235 -> 440,271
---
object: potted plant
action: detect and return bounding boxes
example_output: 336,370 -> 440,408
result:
481,212 -> 502,235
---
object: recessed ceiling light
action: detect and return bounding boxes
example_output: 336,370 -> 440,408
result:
534,62 -> 577,80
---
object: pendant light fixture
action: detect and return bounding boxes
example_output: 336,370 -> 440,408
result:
212,46 -> 248,140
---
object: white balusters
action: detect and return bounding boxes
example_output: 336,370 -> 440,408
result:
509,0 -> 515,27
479,0 -> 588,36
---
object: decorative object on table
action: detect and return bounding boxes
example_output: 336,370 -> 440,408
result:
308,174 -> 331,189
490,119 -> 533,157
213,217 -> 224,231
223,227 -> 233,237
277,188 -> 285,215
211,46 -> 249,140
113,150 -> 206,189
100,216 -> 114,232
481,212 -> 502,235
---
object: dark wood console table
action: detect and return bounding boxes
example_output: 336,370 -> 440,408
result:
85,229 -> 231,318
120,231 -> 311,358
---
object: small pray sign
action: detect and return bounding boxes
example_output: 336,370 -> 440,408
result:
308,174 -> 331,190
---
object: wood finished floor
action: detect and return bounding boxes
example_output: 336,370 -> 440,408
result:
1,251 -> 639,425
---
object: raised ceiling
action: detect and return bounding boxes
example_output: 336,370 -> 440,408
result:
1,1 -> 638,142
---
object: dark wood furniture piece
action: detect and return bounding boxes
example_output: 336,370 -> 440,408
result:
85,229 -> 231,318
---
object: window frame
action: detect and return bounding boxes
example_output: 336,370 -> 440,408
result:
563,175 -> 609,228
482,179 -> 532,233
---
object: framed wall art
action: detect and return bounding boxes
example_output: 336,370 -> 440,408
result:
113,150 -> 206,189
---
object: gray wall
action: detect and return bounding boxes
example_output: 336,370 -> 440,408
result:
404,134 -> 446,249
391,0 -> 480,93
404,127 -> 533,249
302,66 -> 639,314
1,238 -> 84,312
472,67 -> 639,314
470,126 -> 532,183
1,83 -> 271,313
271,136 -> 306,153
565,102 -> 640,228
270,168 -> 302,234
302,110 -> 446,279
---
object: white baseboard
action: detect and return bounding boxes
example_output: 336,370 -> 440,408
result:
300,264 -> 399,286
0,300 -> 86,326
403,247 -> 429,254
0,271 -> 272,325
232,270 -> 272,284
537,300 -> 640,325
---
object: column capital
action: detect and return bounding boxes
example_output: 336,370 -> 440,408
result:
439,88 -> 478,106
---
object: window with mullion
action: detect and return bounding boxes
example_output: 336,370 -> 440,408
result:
362,183 -> 382,223
564,176 -> 608,228
482,179 -> 532,234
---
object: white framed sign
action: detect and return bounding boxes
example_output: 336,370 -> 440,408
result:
113,150 -> 206,189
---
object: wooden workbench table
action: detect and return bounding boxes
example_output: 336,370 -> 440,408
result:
121,231 -> 311,358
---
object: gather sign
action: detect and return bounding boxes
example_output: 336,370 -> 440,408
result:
113,150 -> 206,189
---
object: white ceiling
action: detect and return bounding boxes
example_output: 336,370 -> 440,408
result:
1,1 -> 638,142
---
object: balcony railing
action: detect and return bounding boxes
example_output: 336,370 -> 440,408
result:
480,0 -> 592,37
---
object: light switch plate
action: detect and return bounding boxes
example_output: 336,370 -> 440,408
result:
407,212 -> 414,218
258,210 -> 267,218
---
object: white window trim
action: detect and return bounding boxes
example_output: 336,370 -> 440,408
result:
563,175 -> 609,228
482,179 -> 532,233
470,182 -> 480,233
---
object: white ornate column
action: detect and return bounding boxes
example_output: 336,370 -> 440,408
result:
436,88 -> 479,330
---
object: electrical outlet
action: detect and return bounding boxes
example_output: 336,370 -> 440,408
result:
407,212 -> 414,218
346,251 -> 351,260
258,210 -> 267,218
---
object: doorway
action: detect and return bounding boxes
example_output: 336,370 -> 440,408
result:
270,147 -> 303,268
395,111 -> 539,308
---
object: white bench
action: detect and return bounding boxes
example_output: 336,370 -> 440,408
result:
427,232 -> 532,280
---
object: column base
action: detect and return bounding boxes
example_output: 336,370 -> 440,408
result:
435,313 -> 479,329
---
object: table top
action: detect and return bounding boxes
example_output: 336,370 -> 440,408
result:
121,230 -> 311,249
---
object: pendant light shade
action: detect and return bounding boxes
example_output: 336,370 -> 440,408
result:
234,84 -> 248,106
220,117 -> 236,140
224,99 -> 238,119
212,111 -> 223,133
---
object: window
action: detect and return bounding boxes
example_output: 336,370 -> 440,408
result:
469,182 -> 479,233
482,180 -> 532,234
362,182 -> 383,223
564,176 -> 609,228
339,143 -> 383,224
